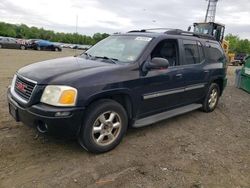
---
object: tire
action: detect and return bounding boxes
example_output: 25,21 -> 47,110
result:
54,47 -> 59,52
36,46 -> 41,51
78,99 -> 128,153
201,83 -> 220,112
0,44 -> 2,48
20,45 -> 26,50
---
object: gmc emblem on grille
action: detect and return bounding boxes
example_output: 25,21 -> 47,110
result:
16,82 -> 26,92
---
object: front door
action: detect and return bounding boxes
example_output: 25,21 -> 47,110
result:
137,39 -> 186,118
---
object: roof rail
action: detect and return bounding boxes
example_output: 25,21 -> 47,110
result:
165,29 -> 216,40
128,28 -> 216,41
128,28 -> 176,33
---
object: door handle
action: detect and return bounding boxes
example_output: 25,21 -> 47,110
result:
175,73 -> 183,79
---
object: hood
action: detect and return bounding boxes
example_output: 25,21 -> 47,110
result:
17,56 -> 114,84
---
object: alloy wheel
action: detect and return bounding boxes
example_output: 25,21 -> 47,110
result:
92,111 -> 122,146
208,88 -> 218,109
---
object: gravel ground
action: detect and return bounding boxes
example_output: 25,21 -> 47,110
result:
0,48 -> 249,188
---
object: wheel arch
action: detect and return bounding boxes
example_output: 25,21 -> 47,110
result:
211,77 -> 224,96
83,90 -> 135,122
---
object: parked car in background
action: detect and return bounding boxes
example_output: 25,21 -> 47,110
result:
31,40 -> 62,51
74,44 -> 92,50
16,39 -> 28,46
26,39 -> 39,49
61,43 -> 72,48
0,37 -> 26,50
235,53 -> 247,65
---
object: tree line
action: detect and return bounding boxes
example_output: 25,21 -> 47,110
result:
1,22 -> 249,53
225,34 -> 250,54
0,22 -> 109,45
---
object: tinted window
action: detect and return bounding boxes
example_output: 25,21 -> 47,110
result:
183,40 -> 200,65
205,42 -> 225,62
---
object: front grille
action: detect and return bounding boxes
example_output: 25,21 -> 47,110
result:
14,76 -> 36,101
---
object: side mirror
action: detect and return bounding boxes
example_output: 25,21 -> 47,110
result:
187,25 -> 192,32
146,57 -> 169,70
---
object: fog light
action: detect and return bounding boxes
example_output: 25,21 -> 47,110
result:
55,112 -> 71,117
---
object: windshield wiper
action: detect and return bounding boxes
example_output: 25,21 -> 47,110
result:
94,56 -> 118,64
83,52 -> 92,59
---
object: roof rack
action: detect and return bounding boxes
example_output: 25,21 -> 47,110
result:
128,28 -> 176,33
165,29 -> 216,40
128,28 -> 216,41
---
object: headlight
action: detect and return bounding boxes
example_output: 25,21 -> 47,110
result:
41,85 -> 77,107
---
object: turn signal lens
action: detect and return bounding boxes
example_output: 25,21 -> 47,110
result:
59,90 -> 76,105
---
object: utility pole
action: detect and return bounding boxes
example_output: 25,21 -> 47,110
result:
205,0 -> 219,22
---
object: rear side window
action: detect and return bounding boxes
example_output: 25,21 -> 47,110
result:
205,42 -> 225,62
182,40 -> 200,65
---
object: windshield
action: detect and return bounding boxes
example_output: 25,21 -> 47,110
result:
84,35 -> 152,63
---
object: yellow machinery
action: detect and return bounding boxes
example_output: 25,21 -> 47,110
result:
192,22 -> 230,61
190,1 -> 231,61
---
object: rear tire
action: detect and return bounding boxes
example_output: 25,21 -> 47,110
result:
36,46 -> 41,51
0,44 -> 2,48
78,99 -> 128,153
202,83 -> 220,112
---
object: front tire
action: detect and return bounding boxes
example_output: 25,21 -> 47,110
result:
202,83 -> 220,112
78,99 -> 128,153
20,45 -> 26,50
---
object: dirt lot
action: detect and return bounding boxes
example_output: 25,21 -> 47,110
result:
0,49 -> 249,188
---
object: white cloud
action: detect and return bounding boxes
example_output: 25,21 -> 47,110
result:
0,0 -> 250,38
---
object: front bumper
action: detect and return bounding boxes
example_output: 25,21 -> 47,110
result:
7,89 -> 85,137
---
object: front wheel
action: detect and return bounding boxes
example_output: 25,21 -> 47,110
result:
202,83 -> 220,112
78,99 -> 128,153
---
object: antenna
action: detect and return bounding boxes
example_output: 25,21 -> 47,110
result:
205,0 -> 219,22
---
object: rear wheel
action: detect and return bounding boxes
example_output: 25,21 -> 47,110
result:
78,99 -> 128,153
202,83 -> 220,112
0,44 -> 2,48
36,46 -> 41,51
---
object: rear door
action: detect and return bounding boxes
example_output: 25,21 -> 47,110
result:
180,39 -> 209,104
9,38 -> 19,49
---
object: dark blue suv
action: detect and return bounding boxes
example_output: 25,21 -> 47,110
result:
7,29 -> 227,153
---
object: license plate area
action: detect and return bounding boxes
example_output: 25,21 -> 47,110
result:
9,102 -> 19,122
